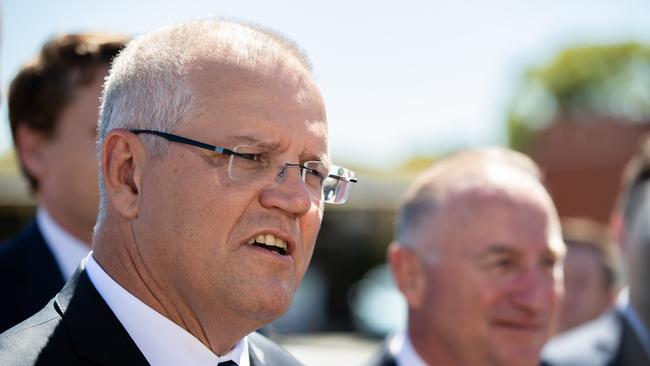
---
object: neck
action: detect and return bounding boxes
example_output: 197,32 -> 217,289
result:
41,205 -> 93,246
92,222 -> 255,355
408,316 -> 463,366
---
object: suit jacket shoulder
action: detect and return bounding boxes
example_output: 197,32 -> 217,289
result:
542,309 -> 650,366
248,332 -> 304,366
0,268 -> 148,365
0,220 -> 65,333
0,265 -> 304,366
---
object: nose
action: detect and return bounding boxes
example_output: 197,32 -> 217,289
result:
259,163 -> 312,217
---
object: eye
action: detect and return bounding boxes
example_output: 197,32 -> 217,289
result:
237,152 -> 262,162
305,167 -> 324,179
541,255 -> 558,270
494,257 -> 514,269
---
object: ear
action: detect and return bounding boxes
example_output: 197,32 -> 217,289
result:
101,128 -> 144,219
15,124 -> 49,181
610,212 -> 627,255
387,242 -> 426,309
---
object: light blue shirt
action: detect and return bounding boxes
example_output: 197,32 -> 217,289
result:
37,207 -> 90,280
389,329 -> 429,366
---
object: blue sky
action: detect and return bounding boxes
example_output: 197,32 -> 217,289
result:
2,0 -> 650,168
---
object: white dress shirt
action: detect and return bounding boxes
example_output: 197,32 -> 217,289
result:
389,329 -> 429,366
37,206 -> 90,280
85,254 -> 250,366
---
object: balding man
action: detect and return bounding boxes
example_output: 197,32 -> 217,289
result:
367,148 -> 565,366
0,19 -> 357,365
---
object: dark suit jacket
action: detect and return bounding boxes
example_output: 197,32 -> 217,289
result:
0,220 -> 65,333
366,333 -> 553,366
542,308 -> 650,366
0,265 -> 304,365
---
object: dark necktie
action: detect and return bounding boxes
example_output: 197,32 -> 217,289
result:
217,361 -> 238,366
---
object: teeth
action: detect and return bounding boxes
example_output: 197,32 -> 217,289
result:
265,234 -> 275,246
250,233 -> 288,251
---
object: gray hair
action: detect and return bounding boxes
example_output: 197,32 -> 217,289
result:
395,147 -> 544,251
96,18 -> 312,226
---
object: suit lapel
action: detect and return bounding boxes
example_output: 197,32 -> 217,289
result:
613,313 -> 650,366
55,267 -> 149,365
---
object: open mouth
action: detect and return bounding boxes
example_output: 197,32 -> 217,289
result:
247,234 -> 289,256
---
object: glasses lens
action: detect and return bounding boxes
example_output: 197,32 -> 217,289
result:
303,160 -> 328,185
229,145 -> 272,184
230,148 -> 357,204
323,165 -> 356,204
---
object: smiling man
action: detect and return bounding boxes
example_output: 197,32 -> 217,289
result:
0,19 -> 356,365
367,148 -> 565,366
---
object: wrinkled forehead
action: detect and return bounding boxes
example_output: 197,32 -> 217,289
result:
181,58 -> 328,158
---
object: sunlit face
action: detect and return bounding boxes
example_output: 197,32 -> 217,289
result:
557,244 -> 612,333
132,60 -> 327,326
38,67 -> 105,239
413,184 -> 565,366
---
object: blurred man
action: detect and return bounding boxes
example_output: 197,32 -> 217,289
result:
543,139 -> 650,365
0,33 -> 128,333
0,19 -> 357,365
556,218 -> 619,334
367,148 -> 566,366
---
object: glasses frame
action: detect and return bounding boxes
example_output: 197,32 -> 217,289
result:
129,129 -> 358,203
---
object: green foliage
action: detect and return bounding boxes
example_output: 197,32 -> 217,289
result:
507,42 -> 650,151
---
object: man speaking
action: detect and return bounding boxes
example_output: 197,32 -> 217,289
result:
0,18 -> 357,365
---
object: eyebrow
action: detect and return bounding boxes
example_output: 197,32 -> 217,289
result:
229,135 -> 281,151
477,244 -> 517,257
302,151 -> 330,166
476,244 -> 561,262
230,134 -> 329,165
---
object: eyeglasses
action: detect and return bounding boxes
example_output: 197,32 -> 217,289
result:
130,129 -> 358,204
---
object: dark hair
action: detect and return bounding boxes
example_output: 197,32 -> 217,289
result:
562,217 -> 619,289
8,32 -> 129,191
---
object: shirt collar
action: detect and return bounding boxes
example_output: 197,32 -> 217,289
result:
37,206 -> 90,280
85,253 -> 250,366
389,329 -> 429,366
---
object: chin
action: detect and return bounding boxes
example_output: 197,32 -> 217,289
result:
245,286 -> 296,323
492,347 -> 541,366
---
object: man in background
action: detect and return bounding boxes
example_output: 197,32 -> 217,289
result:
556,218 -> 619,334
543,138 -> 650,365
0,19 -> 357,365
0,33 -> 128,332
368,147 -> 566,366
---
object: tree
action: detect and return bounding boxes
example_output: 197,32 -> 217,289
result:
508,42 -> 650,151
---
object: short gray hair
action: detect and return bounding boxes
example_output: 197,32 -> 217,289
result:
395,147 -> 543,249
96,18 -> 312,226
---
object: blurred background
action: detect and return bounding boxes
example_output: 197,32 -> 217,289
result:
2,0 -> 650,364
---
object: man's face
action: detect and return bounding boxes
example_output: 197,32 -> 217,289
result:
557,244 -> 612,333
133,62 -> 327,326
413,185 -> 564,366
38,67 -> 105,239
